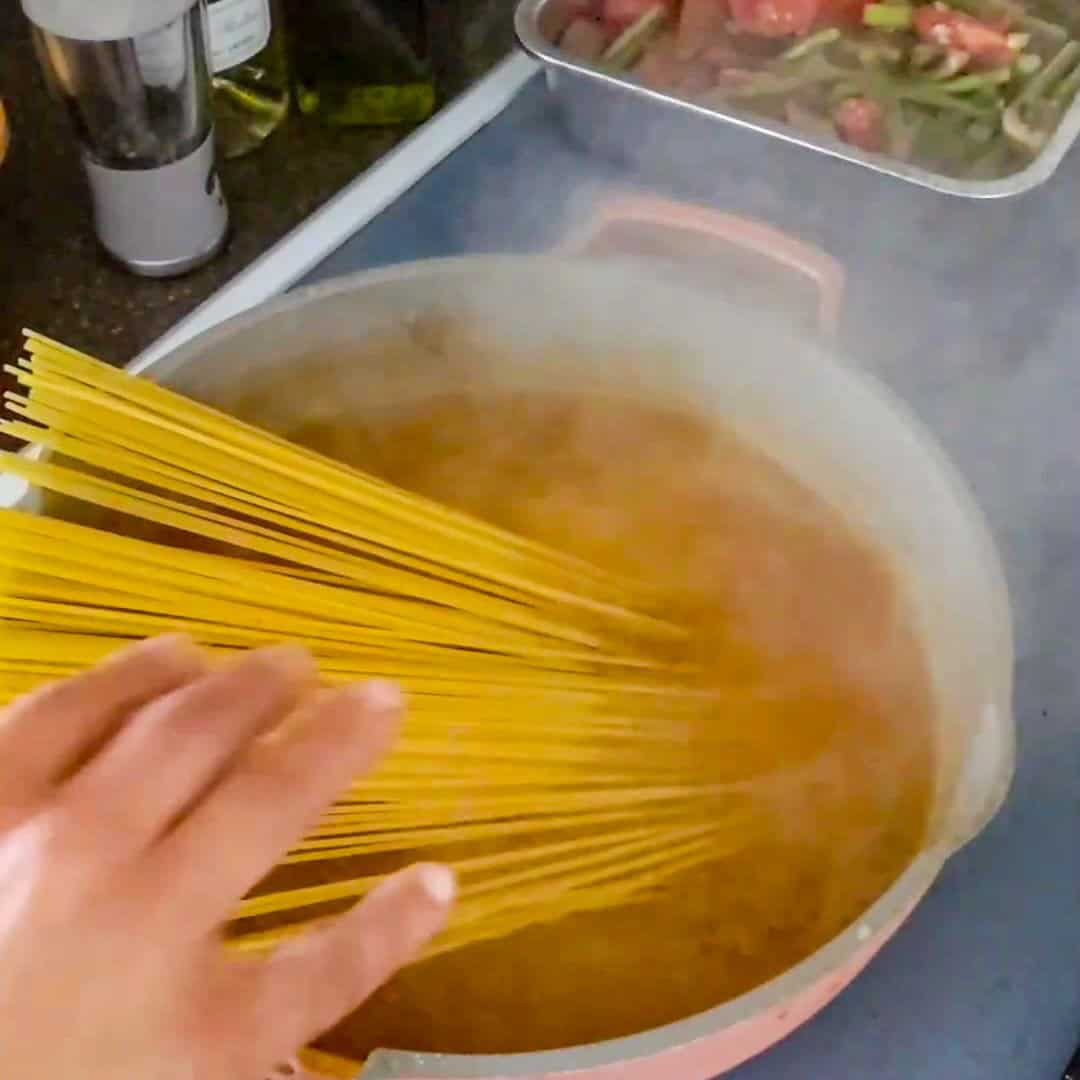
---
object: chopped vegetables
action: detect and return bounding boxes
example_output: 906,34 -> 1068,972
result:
677,0 -> 728,53
912,7 -> 1018,65
782,26 -> 842,58
601,3 -> 669,66
863,3 -> 914,30
1002,38 -> 1080,149
834,95 -> 887,147
603,0 -> 675,28
818,0 -> 872,27
555,0 -> 1080,178
730,0 -> 822,37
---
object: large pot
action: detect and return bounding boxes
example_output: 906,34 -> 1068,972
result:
14,251 -> 1014,1080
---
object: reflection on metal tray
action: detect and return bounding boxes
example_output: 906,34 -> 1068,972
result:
515,0 -> 1080,199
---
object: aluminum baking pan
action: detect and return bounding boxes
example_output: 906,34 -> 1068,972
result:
514,0 -> 1080,198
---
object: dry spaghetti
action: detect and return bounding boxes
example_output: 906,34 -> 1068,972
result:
0,331 -> 801,963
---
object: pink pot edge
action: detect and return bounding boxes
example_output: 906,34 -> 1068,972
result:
316,855 -> 941,1080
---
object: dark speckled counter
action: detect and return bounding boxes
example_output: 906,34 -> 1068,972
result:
0,1 -> 514,369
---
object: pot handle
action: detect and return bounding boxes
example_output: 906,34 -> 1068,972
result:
556,194 -> 846,337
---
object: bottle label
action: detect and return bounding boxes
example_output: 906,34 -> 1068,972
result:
208,0 -> 272,73
134,15 -> 188,88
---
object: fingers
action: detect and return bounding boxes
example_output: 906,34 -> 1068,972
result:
157,680 -> 403,925
0,635 -> 207,808
254,863 -> 455,1062
58,646 -> 315,858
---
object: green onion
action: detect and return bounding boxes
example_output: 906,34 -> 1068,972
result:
1051,60 -> 1080,105
828,78 -> 863,104
896,81 -> 999,114
781,27 -> 841,60
863,3 -> 913,29
939,67 -> 1013,92
601,5 -> 668,70
1016,53 -> 1043,76
853,41 -> 904,65
1018,40 -> 1080,104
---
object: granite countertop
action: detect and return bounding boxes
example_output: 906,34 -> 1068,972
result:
0,1 -> 515,370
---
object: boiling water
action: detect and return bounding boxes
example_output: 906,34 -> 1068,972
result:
48,342 -> 935,1057
236,373 -> 934,1058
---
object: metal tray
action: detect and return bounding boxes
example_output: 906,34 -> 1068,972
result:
514,0 -> 1080,198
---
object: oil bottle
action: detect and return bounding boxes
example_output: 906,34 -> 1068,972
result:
283,0 -> 436,128
207,0 -> 290,157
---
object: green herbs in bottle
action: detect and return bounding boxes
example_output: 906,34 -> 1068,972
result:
284,0 -> 436,128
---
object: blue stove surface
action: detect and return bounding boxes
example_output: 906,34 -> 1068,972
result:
297,75 -> 1080,1080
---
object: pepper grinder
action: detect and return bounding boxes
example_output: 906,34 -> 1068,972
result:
22,0 -> 229,277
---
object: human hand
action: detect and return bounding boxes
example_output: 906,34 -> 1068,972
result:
0,635 -> 455,1080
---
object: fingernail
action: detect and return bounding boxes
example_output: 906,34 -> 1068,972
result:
349,679 -> 404,715
128,634 -> 204,668
416,863 -> 456,906
250,644 -> 315,682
